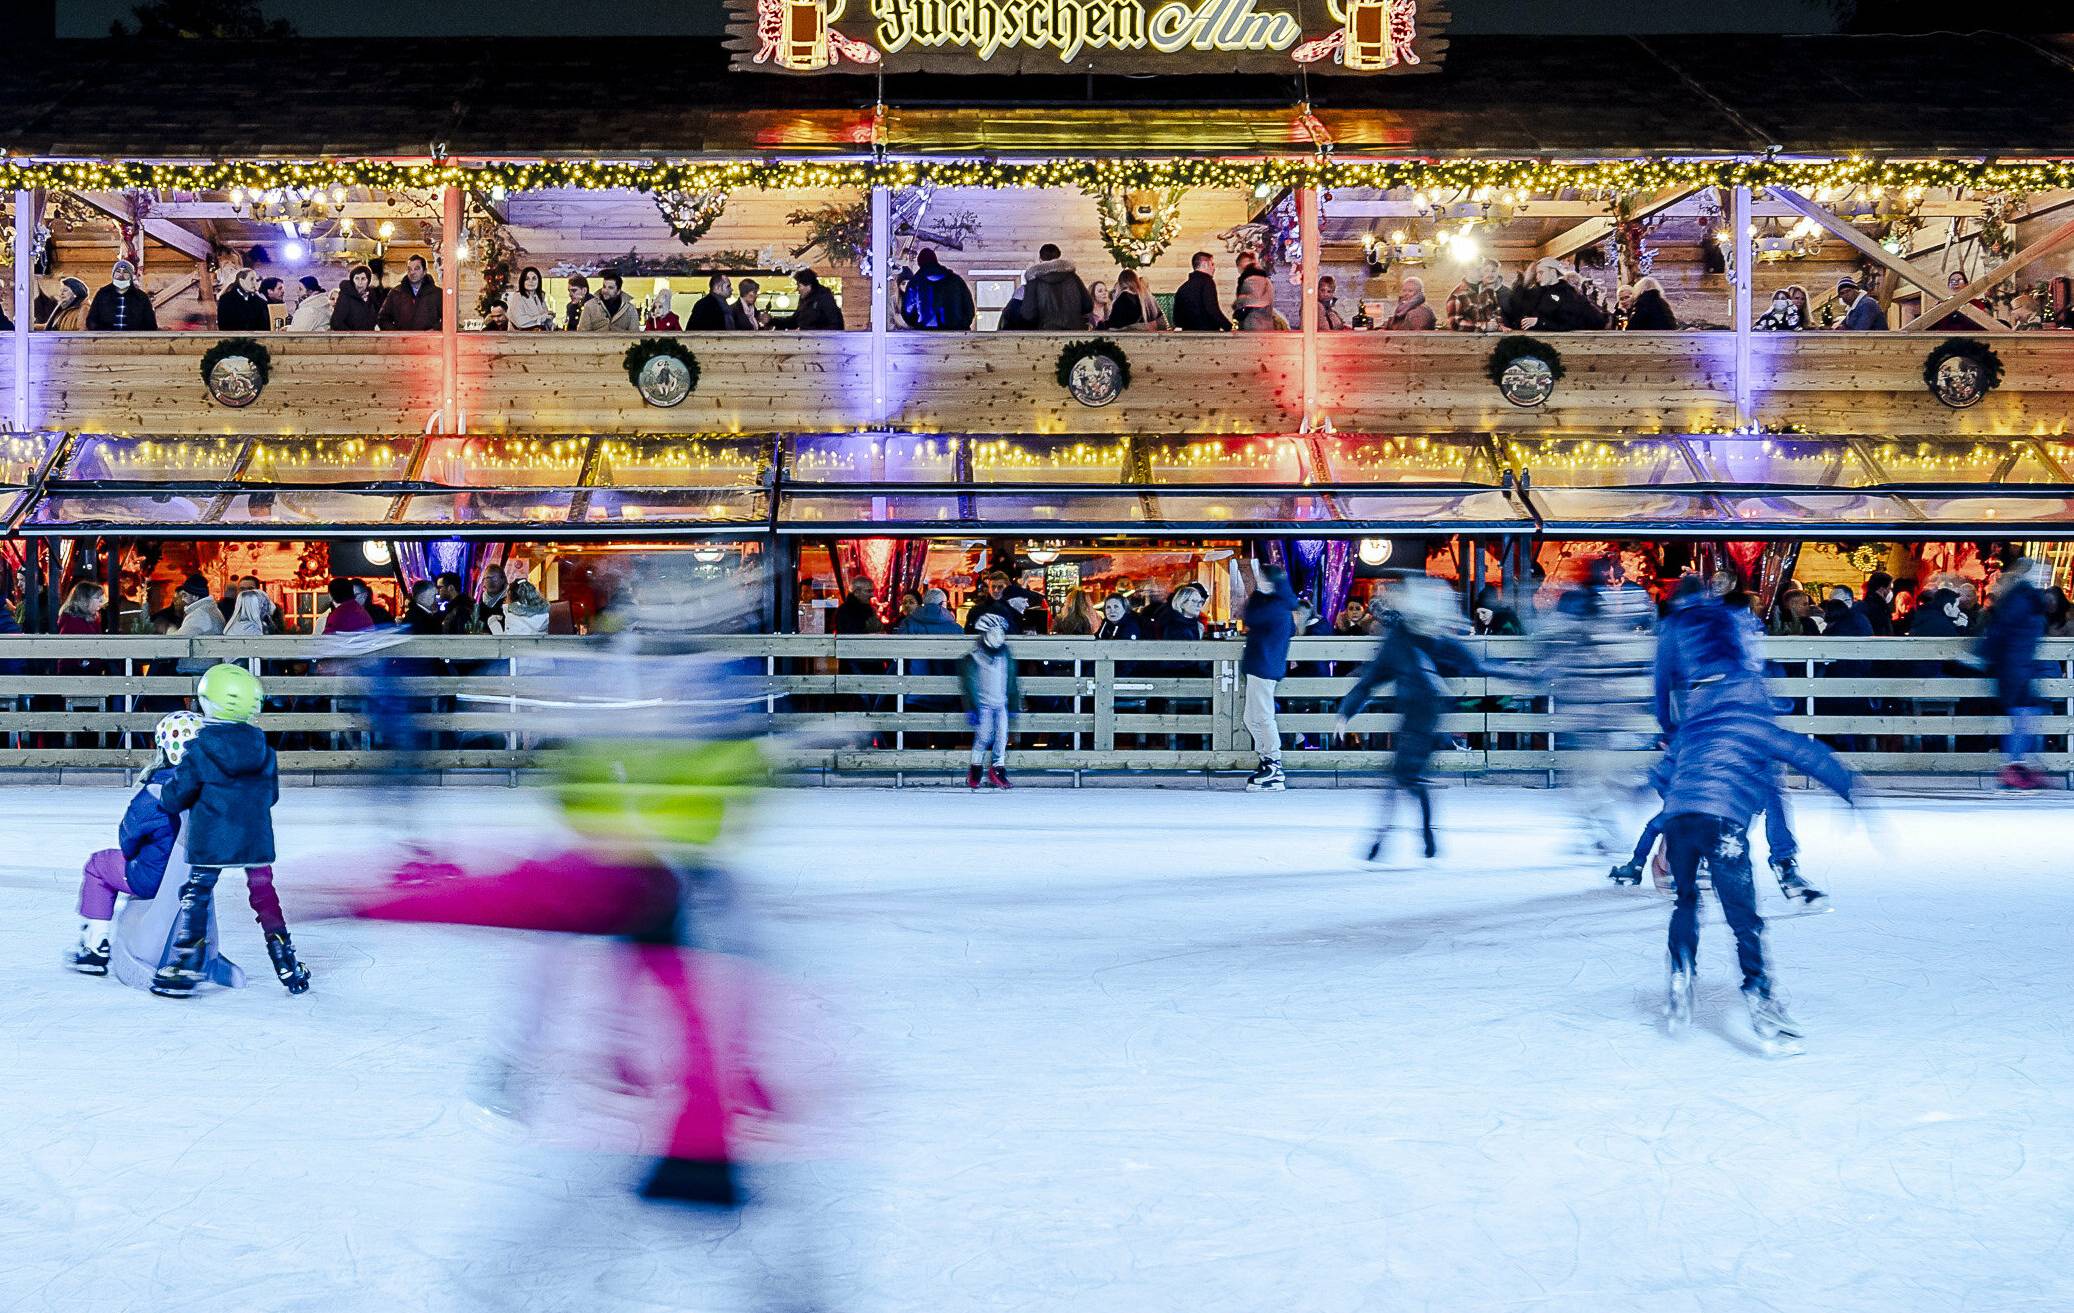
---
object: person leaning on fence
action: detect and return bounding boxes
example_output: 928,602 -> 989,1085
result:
330,264 -> 383,331
376,255 -> 442,331
85,260 -> 157,331
1240,563 -> 1306,792
1097,595 -> 1142,641
961,614 -> 1020,790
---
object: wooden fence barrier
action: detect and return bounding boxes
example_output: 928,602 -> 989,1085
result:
0,634 -> 2066,780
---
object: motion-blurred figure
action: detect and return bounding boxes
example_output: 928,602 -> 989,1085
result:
1978,556 -> 2051,791
1539,556 -> 1656,858
1335,577 -> 1486,862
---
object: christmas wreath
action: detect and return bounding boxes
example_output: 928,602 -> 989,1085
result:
1055,339 -> 1132,407
198,338 -> 272,407
622,338 -> 702,407
653,189 -> 728,247
1486,336 -> 1565,407
1092,186 -> 1187,269
1921,338 -> 2004,409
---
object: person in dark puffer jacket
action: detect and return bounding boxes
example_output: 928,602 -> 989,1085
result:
153,663 -> 303,996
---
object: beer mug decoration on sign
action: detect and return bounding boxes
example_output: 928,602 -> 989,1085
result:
1293,0 -> 1421,69
754,0 -> 880,70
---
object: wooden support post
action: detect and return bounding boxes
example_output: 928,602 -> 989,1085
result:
1299,185 -> 1320,426
1905,211 -> 2074,330
441,186 -> 462,432
870,185 -> 890,426
11,189 -> 35,433
1731,185 -> 1753,426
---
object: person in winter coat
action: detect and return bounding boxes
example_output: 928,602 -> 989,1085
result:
1096,594 -> 1143,641
317,577 -> 374,635
1171,252 -> 1233,332
687,274 -> 739,331
172,573 -> 225,675
506,266 -> 555,331
330,264 -> 383,331
286,276 -> 332,331
1157,583 -> 1207,640
223,589 -> 271,637
899,249 -> 976,330
1978,558 -> 2052,789
960,613 -> 1020,789
574,271 -> 640,332
1754,289 -> 1805,331
1335,577 -> 1487,861
898,587 -> 964,637
152,664 -> 300,996
644,285 -> 681,332
1383,276 -> 1438,331
1624,277 -> 1679,330
84,259 -> 158,331
1015,245 -> 1093,331
376,255 -> 442,331
774,269 -> 844,330
1656,687 -> 1857,1051
1833,277 -> 1888,331
217,268 -> 272,331
1445,259 -> 1508,332
45,278 -> 90,331
832,575 -> 884,635
1240,563 -> 1307,791
491,581 -> 551,635
1518,259 -> 1606,332
1471,585 -> 1522,636
67,711 -> 202,973
1053,588 -> 1098,636
562,274 -> 592,331
963,571 -> 1023,635
1100,268 -> 1166,331
1540,556 -> 1656,854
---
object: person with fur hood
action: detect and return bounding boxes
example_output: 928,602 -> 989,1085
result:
1010,244 -> 1092,330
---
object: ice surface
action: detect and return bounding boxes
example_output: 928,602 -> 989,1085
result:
2,782 -> 2071,1313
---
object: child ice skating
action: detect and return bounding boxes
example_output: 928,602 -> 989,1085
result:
67,711 -> 202,973
961,613 -> 1020,789
151,663 -> 300,997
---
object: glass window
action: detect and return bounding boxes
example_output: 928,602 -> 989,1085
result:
776,490 -> 971,527
1714,492 -> 1916,525
1335,490 -> 1535,528
1906,494 -> 2074,526
1502,438 -> 1697,488
24,492 -> 223,528
214,491 -> 402,526
61,435 -> 244,482
1687,438 -> 1869,487
417,437 -> 587,488
1140,436 -> 1308,485
591,437 -> 769,489
394,491 -> 579,524
969,436 -> 1130,485
786,434 -> 957,483
1872,441 -> 2061,486
580,489 -> 769,525
0,432 -> 60,485
240,438 -> 418,485
1529,489 -> 1726,528
1321,435 -> 1496,484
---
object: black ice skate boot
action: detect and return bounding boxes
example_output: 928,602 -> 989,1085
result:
1607,861 -> 1644,885
966,765 -> 983,790
1771,856 -> 1827,909
67,922 -> 111,975
1246,758 -> 1286,792
150,874 -> 216,998
266,931 -> 312,994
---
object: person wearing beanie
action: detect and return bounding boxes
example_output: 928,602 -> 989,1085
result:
959,613 -> 1021,789
85,258 -> 158,331
1240,561 -> 1308,792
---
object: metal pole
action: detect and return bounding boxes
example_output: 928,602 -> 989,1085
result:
441,186 -> 463,432
12,188 -> 37,433
1299,186 -> 1321,426
870,185 -> 890,426
1731,185 -> 1753,427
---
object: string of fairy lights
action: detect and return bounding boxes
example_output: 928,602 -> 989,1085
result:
15,155 -> 2074,198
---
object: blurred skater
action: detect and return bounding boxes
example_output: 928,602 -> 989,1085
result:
1334,577 -> 1486,862
962,613 -> 1020,790
1978,556 -> 2051,791
1241,562 -> 1307,792
1540,556 -> 1657,857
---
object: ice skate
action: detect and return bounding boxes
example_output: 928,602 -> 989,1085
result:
1363,830 -> 1388,863
987,765 -> 1013,790
1245,759 -> 1286,792
1608,860 -> 1644,886
1744,989 -> 1805,1056
67,922 -> 111,975
150,939 -> 207,998
266,930 -> 312,994
1772,857 -> 1829,911
966,765 -> 983,790
1999,762 -> 2050,791
1664,962 -> 1694,1034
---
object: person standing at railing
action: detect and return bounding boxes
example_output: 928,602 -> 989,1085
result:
771,269 -> 844,331
172,574 -> 225,676
688,274 -> 739,331
898,249 -> 976,331
1832,277 -> 1888,331
1978,557 -> 2052,791
506,267 -> 556,332
83,259 -> 157,331
376,254 -> 443,331
1096,595 -> 1142,641
1241,564 -> 1306,793
329,264 -> 383,331
1171,252 -> 1232,332
1014,245 -> 1093,332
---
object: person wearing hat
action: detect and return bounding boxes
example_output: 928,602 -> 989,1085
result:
1832,276 -> 1888,331
1240,561 -> 1309,792
85,259 -> 157,331
45,277 -> 92,330
286,274 -> 333,332
960,612 -> 1021,789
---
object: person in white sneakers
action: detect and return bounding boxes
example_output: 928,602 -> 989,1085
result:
1240,562 -> 1308,791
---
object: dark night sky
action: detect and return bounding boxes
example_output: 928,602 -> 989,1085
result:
57,0 -> 1848,37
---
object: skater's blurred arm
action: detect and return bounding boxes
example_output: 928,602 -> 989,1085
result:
1333,637 -> 1394,737
1761,723 -> 1858,805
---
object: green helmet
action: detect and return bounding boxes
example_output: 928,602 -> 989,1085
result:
197,663 -> 264,723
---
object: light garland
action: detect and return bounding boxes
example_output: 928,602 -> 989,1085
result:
16,154 -> 2074,198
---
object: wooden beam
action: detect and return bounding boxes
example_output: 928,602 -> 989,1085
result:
1768,186 -> 2001,332
74,191 -> 215,263
1300,185 -> 1320,426
1536,188 -> 1693,262
1732,185 -> 1752,426
145,201 -> 434,221
1902,210 -> 2074,329
12,189 -> 36,432
870,185 -> 889,426
441,186 -> 461,432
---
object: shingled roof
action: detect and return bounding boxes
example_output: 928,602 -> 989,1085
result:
3,32 -> 2072,160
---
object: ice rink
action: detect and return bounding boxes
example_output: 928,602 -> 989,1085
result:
3,781 -> 2071,1313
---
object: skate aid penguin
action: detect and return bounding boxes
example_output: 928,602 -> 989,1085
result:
66,711 -> 202,973
153,664 -> 300,997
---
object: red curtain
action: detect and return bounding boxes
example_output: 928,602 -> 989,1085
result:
830,539 -> 930,623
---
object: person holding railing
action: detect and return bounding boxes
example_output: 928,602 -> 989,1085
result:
1241,564 -> 1305,792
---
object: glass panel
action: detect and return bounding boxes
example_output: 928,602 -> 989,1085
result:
1688,437 -> 1868,487
969,436 -> 1129,485
25,492 -> 222,527
1502,438 -> 1695,488
786,434 -> 957,483
1874,441 -> 2061,485
1322,435 -> 1493,484
1715,492 -> 1914,524
0,490 -> 24,527
417,436 -> 587,488
591,437 -> 769,489
1335,490 -> 1536,527
395,492 -> 578,524
778,491 -> 972,525
1140,491 -> 1343,523
1140,436 -> 1308,485
214,491 -> 401,526
240,437 -> 418,485
62,435 -> 243,482
581,490 -> 769,525
1530,489 -> 1725,525
0,432 -> 59,485
1908,495 -> 2074,525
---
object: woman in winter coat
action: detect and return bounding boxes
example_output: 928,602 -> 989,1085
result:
286,277 -> 333,331
1754,289 -> 1804,331
1053,589 -> 1099,636
1978,560 -> 2052,788
1517,259 -> 1606,332
1096,594 -> 1143,641
45,278 -> 90,331
223,589 -> 271,637
330,265 -> 383,332
1100,269 -> 1166,331
644,286 -> 681,332
506,267 -> 555,331
491,581 -> 552,635
1624,277 -> 1678,330
217,269 -> 273,332
1335,578 -> 1488,862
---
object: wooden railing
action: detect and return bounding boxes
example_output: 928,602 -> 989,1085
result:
2,634 -> 2067,780
9,330 -> 2074,438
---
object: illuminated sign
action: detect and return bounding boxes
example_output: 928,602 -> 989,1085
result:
725,0 -> 1448,74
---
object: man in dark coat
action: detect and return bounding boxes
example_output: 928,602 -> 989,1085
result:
687,274 -> 739,330
1017,245 -> 1092,331
775,269 -> 844,330
1240,563 -> 1306,791
832,576 -> 884,635
217,268 -> 273,331
85,259 -> 158,331
375,255 -> 442,331
963,571 -> 1022,634
1171,251 -> 1233,331
1979,559 -> 2051,789
899,249 -> 976,330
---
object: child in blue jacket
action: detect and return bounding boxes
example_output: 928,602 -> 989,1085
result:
68,711 -> 202,973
